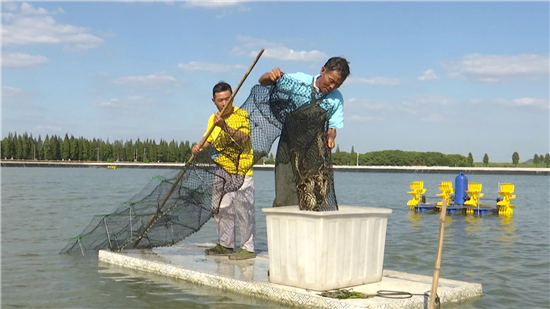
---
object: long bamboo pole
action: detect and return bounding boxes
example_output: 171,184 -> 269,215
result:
429,198 -> 448,309
127,48 -> 265,250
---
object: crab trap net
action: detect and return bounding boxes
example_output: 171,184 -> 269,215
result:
61,74 -> 339,256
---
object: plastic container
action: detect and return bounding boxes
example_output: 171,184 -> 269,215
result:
454,172 -> 468,205
262,206 -> 392,291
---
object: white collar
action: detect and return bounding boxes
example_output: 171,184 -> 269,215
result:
313,74 -> 321,94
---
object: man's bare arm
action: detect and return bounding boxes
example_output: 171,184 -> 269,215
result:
327,128 -> 337,149
259,67 -> 283,85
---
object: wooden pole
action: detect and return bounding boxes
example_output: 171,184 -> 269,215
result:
128,48 -> 265,250
429,198 -> 448,309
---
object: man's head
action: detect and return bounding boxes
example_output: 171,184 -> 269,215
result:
316,57 -> 350,94
212,81 -> 233,113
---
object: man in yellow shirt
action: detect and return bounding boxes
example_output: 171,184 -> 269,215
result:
192,81 -> 256,260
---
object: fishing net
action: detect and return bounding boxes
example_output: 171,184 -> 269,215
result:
61,74 -> 338,256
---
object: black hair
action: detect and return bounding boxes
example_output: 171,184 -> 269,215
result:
212,81 -> 232,98
324,57 -> 351,80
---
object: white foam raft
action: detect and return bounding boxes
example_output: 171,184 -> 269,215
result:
98,244 -> 482,309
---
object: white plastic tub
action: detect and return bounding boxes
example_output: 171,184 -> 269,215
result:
262,206 -> 392,291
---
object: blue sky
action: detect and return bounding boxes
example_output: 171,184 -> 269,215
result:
2,1 -> 549,162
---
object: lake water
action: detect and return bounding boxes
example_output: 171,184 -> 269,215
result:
1,167 -> 549,308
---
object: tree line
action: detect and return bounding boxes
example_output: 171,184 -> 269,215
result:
332,146 -> 550,167
1,132 -> 193,163
332,147 -> 472,167
480,151 -> 550,167
2,132 -> 549,167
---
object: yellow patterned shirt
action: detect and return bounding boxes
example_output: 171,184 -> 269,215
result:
205,107 -> 254,176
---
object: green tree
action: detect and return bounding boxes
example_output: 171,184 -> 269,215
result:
62,133 -> 70,160
43,135 -> 51,160
467,152 -> 474,167
77,138 -> 84,160
168,140 -> 177,162
545,153 -> 550,167
149,140 -> 157,162
177,142 -> 186,162
70,135 -> 79,160
483,153 -> 489,166
81,139 -> 90,160
125,140 -> 134,161
15,133 -> 23,159
157,139 -> 167,162
6,133 -> 15,158
335,145 -> 340,153
111,140 -> 123,161
21,132 -> 32,159
265,153 -> 275,164
512,152 -> 519,166
36,135 -> 43,160
533,154 -> 540,166
135,139 -> 143,161
49,135 -> 57,160
351,146 -> 355,154
2,135 -> 12,159
100,139 -> 112,161
181,140 -> 191,162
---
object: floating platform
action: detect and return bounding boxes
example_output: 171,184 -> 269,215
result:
98,243 -> 482,309
414,203 -> 500,215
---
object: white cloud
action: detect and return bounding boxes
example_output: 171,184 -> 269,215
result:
181,0 -> 250,18
442,54 -> 549,82
183,0 -> 244,8
20,3 -> 64,15
347,77 -> 400,86
177,61 -> 246,73
112,72 -> 177,85
233,35 -> 328,62
260,47 -> 327,62
348,115 -> 384,122
512,97 -> 548,109
347,97 -> 417,114
2,12 -> 16,23
417,69 -> 438,81
402,94 -> 456,106
2,2 -> 19,11
472,97 -> 549,110
419,112 -> 447,123
2,3 -> 103,52
346,95 -> 456,123
97,98 -> 120,107
21,2 -> 49,15
95,96 -> 161,108
34,125 -> 62,132
3,53 -> 50,68
2,86 -> 25,97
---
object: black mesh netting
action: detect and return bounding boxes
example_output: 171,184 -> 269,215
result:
61,75 -> 338,256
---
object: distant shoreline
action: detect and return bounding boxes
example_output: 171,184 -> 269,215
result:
1,160 -> 549,175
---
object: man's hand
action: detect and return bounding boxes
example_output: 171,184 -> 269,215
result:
213,112 -> 225,128
192,144 -> 202,155
259,67 -> 284,85
327,128 -> 337,150
269,67 -> 283,82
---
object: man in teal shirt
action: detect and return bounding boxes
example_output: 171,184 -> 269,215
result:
259,57 -> 350,209
259,57 -> 348,148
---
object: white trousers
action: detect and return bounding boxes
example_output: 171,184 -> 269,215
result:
214,175 -> 255,252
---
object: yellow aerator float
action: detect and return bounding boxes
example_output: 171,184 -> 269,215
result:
406,173 -> 516,216
436,181 -> 454,207
407,181 -> 427,210
497,183 -> 515,216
